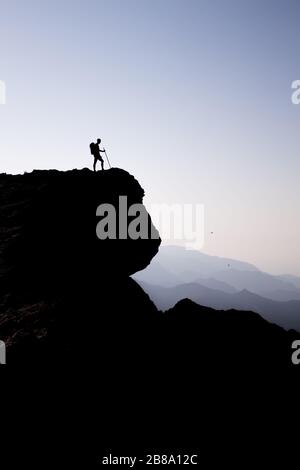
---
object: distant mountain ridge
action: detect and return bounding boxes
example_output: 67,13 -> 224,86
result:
134,245 -> 300,301
138,280 -> 300,331
134,245 -> 300,331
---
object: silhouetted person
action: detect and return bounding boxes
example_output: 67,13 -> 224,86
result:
90,138 -> 105,172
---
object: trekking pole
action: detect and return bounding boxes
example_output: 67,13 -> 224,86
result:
104,149 -> 112,169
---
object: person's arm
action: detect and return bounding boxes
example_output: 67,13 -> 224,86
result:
100,148 -> 105,153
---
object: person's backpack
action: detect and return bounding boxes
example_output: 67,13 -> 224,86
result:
89,142 -> 97,156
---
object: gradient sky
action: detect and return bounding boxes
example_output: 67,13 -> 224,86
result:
0,0 -> 299,275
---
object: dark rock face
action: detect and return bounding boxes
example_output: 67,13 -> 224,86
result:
0,168 -> 297,374
0,168 -> 160,360
0,167 -> 298,460
0,168 -> 160,287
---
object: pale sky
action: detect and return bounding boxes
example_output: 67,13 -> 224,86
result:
0,0 -> 299,275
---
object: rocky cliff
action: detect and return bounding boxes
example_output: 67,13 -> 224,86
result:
0,168 -> 160,362
0,168 -> 297,372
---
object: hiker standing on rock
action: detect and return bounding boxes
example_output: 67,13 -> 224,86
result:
90,138 -> 106,172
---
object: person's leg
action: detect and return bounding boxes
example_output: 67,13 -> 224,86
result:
93,157 -> 97,172
101,158 -> 104,171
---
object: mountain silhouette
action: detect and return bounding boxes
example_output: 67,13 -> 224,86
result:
138,280 -> 300,331
134,245 -> 300,301
0,169 -> 297,374
0,167 -> 299,464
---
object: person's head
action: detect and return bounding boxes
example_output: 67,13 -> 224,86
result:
97,138 -> 101,144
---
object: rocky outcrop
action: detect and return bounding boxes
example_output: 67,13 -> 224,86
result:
0,168 -> 160,361
0,168 -> 160,287
0,168 -> 297,372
